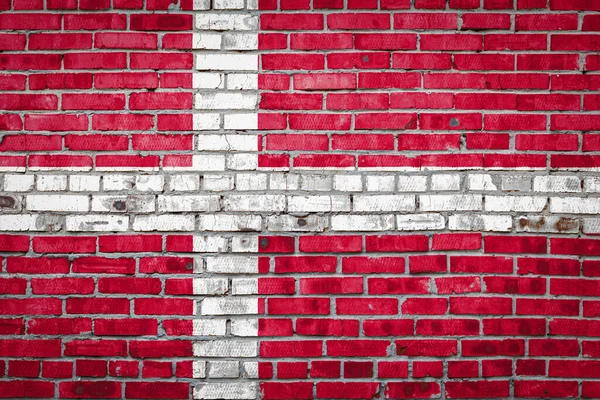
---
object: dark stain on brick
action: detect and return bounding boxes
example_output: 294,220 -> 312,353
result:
555,217 -> 578,232
260,237 -> 270,249
113,200 -> 126,211
0,196 -> 15,208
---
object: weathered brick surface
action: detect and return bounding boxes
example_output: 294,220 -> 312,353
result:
1,0 -> 600,399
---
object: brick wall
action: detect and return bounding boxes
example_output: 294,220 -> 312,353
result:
0,0 -> 600,399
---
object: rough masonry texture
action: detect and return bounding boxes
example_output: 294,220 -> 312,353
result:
0,0 -> 600,399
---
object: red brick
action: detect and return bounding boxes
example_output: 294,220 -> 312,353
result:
462,339 -> 525,356
125,382 -> 189,399
354,33 -> 416,50
328,52 -> 391,69
260,340 -> 322,358
445,381 -> 510,398
28,318 -> 91,335
462,13 -> 511,29
42,361 -> 73,379
260,382 -> 313,400
396,339 -> 457,357
366,235 -> 428,252
484,318 -> 546,335
268,298 -> 330,315
316,382 -> 380,399
328,13 -> 391,29
261,14 -> 324,30
342,257 -> 405,274
363,319 -> 413,336
0,381 -> 54,398
336,298 -> 398,315
296,318 -> 359,336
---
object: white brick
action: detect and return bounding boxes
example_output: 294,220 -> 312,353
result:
193,340 -> 258,357
207,361 -> 238,378
334,175 -> 362,192
288,195 -> 350,212
518,216 -> 579,233
419,194 -> 482,211
431,174 -> 460,191
70,175 -> 100,192
66,215 -> 129,232
485,195 -> 547,212
36,175 -> 67,191
193,258 -> 204,273
193,0 -> 210,9
198,215 -> 261,231
396,214 -> 445,231
533,176 -> 580,192
468,174 -> 497,191
167,175 -> 200,192
206,257 -> 258,274
135,175 -> 164,192
232,279 -> 258,295
3,175 -> 34,192
97,164 -> 157,173
193,361 -> 206,379
585,177 -> 600,193
26,195 -> 88,212
133,215 -> 195,231
193,113 -> 221,130
448,214 -> 512,231
193,279 -> 228,296
502,175 -> 531,191
197,135 -> 258,151
196,54 -> 258,71
172,155 -> 226,171
583,218 -> 600,234
158,195 -> 220,212
550,197 -> 600,214
331,215 -> 395,231
0,214 -> 61,231
29,163 -> 88,172
195,14 -> 258,31
224,195 -> 286,212
231,236 -> 258,253
193,319 -> 227,336
222,34 -> 258,50
223,113 -> 258,130
242,362 -> 258,379
366,175 -> 395,192
193,73 -> 224,89
227,154 -> 257,170
192,33 -> 222,49
301,174 -> 332,191
236,173 -> 267,191
195,93 -> 258,110
231,319 -> 258,337
397,175 -> 428,192
266,215 -> 328,232
193,236 -> 229,253
102,175 -> 134,191
227,73 -> 258,90
91,195 -> 155,213
0,164 -> 25,173
203,174 -> 234,191
270,173 -> 300,191
213,0 -> 245,9
247,0 -> 258,9
194,383 -> 257,400
353,195 -> 415,212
